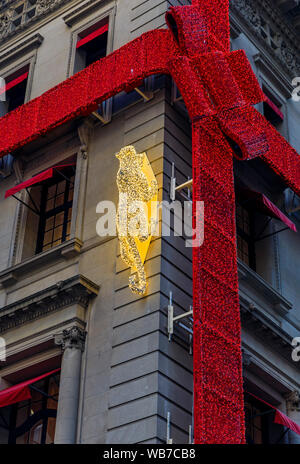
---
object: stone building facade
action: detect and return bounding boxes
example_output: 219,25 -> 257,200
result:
0,0 -> 299,444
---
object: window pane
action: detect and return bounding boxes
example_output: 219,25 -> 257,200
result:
45,217 -> 54,232
29,421 -> 43,444
47,184 -> 56,199
68,188 -> 74,202
53,226 -> 63,241
45,417 -> 56,444
57,180 -> 66,195
55,194 -> 64,208
55,212 -> 64,227
43,230 -> 53,246
66,221 -> 71,237
46,198 -> 55,211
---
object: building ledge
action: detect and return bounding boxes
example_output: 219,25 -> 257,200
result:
0,274 -> 99,334
0,33 -> 43,68
62,0 -> 110,27
0,237 -> 83,289
238,259 -> 293,318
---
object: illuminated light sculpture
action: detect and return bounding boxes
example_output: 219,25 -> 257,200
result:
116,146 -> 158,295
0,0 -> 299,444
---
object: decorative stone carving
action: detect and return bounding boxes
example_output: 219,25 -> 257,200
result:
0,7 -> 14,38
231,0 -> 300,76
35,0 -> 61,15
0,0 -> 69,42
55,326 -> 86,351
285,391 -> 300,412
0,274 -> 99,334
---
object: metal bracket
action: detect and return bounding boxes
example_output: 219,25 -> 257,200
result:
166,412 -> 173,444
170,163 -> 193,202
92,98 -> 112,124
168,292 -> 193,354
134,76 -> 154,102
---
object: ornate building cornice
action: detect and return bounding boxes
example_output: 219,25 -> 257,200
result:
231,0 -> 300,77
0,0 -> 71,44
0,274 -> 99,334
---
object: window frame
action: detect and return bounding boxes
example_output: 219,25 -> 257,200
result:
236,201 -> 257,271
67,6 -> 116,78
35,167 -> 75,255
0,56 -> 36,117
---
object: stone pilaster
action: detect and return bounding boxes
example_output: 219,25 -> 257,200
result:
54,326 -> 86,444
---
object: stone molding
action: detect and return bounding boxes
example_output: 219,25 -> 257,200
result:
238,259 -> 293,317
0,33 -> 43,69
62,0 -> 111,27
0,237 -> 84,288
0,274 -> 99,334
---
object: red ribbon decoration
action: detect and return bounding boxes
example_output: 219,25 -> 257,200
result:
0,0 -> 299,444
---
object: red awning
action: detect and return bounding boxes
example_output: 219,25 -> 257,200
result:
265,96 -> 284,121
0,72 -> 29,97
76,23 -> 109,49
0,368 -> 60,409
246,391 -> 300,437
5,164 -> 75,199
241,188 -> 297,233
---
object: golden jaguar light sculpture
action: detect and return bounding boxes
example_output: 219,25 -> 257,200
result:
116,146 -> 158,295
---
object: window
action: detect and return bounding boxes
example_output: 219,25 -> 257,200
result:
8,372 -> 60,445
0,65 -> 29,115
262,87 -> 284,129
36,167 -> 75,254
236,202 -> 256,270
74,18 -> 108,73
244,396 -> 270,444
11,0 -> 37,31
263,97 -> 284,127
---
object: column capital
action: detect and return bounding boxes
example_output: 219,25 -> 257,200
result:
55,326 -> 86,352
285,391 -> 300,412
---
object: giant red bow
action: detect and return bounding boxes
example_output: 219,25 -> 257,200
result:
0,0 -> 299,444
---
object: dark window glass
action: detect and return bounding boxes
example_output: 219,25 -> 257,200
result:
7,78 -> 27,112
75,21 -> 108,72
36,168 -> 75,254
84,31 -> 108,67
263,101 -> 282,127
236,202 -> 256,270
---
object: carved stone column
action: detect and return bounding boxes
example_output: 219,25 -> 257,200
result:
285,391 -> 300,444
54,326 -> 86,444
